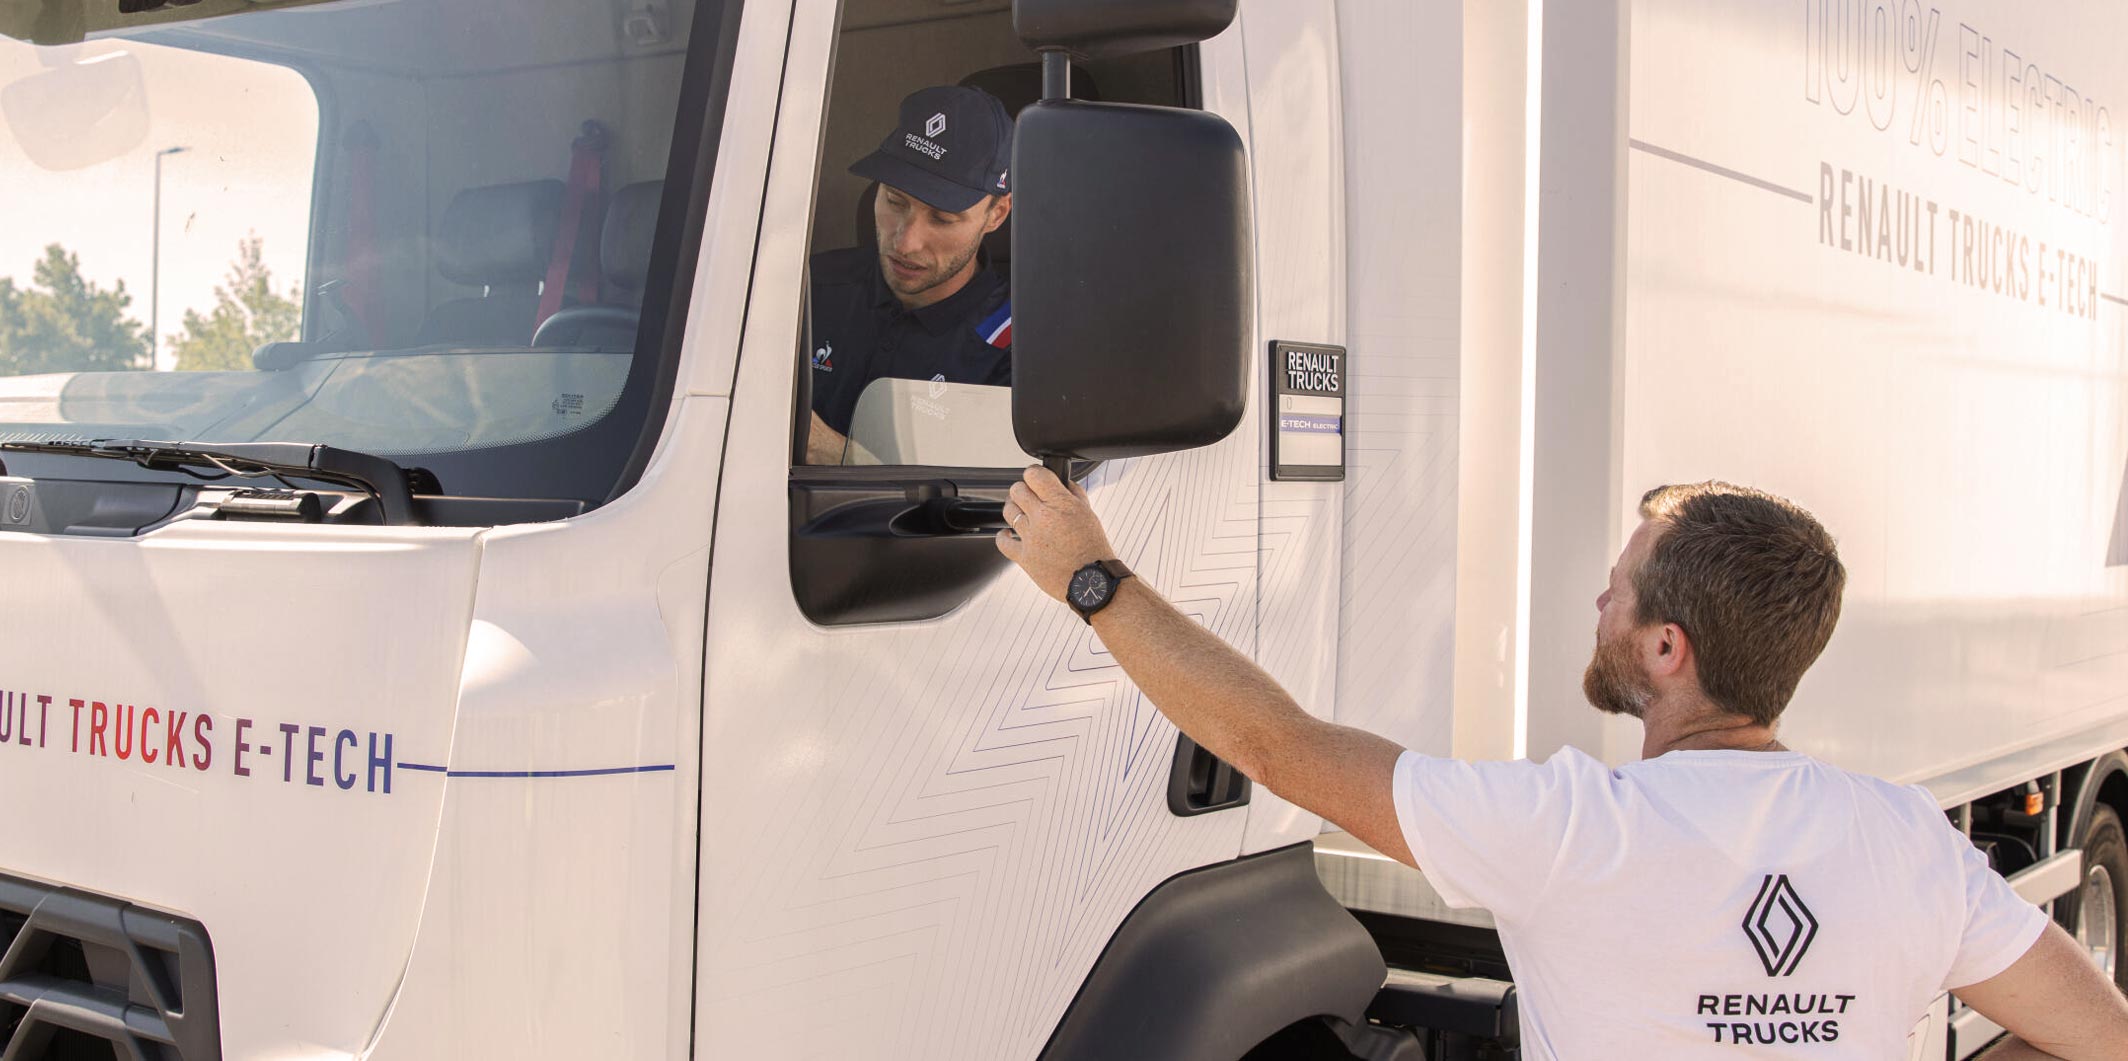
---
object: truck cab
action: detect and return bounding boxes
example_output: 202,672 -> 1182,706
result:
0,1 -> 1404,1057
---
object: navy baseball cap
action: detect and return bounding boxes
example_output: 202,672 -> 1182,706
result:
850,85 -> 1013,213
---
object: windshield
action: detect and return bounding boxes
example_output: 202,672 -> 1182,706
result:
0,0 -> 712,506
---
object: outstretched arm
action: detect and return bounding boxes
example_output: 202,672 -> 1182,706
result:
1957,922 -> 2128,1060
997,467 -> 1416,867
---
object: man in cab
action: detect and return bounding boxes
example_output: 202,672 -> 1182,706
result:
805,85 -> 1015,465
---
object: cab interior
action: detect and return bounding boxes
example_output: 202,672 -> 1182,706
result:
809,0 -> 1194,270
140,0 -> 1194,366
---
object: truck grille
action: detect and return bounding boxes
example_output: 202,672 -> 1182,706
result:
0,873 -> 220,1060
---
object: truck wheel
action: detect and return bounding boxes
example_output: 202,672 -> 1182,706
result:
2061,805 -> 2128,989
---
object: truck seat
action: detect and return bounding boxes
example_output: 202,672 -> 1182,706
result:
413,179 -> 563,347
532,180 -> 661,349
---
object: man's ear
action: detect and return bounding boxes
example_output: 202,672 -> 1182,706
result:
1647,622 -> 1693,679
982,193 -> 1012,235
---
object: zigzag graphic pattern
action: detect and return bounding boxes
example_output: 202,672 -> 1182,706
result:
697,432 -> 1263,1059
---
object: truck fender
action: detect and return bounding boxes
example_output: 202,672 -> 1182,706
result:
2066,752 -> 2128,851
1038,842 -> 1388,1061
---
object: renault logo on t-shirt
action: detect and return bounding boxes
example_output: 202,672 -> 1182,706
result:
1744,874 -> 1820,977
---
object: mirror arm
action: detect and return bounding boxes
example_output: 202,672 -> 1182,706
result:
1034,49 -> 1072,485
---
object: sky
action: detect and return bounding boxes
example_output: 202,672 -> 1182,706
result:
0,35 -> 316,371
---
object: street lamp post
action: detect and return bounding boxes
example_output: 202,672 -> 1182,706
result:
150,145 -> 188,371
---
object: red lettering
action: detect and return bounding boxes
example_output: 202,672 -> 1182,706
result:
70,698 -> 85,752
141,707 -> 159,764
111,703 -> 133,760
192,714 -> 212,771
88,701 -> 109,756
165,710 -> 186,768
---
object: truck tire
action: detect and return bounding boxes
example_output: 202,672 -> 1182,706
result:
2059,805 -> 2128,990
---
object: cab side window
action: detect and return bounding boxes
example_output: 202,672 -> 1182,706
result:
794,2 -> 1192,468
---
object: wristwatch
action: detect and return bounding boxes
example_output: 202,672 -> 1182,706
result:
1066,560 -> 1134,624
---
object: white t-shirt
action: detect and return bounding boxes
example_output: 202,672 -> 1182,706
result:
1392,746 -> 2049,1058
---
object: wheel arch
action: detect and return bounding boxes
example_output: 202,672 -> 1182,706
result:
1037,842 -> 1388,1061
2065,752 -> 2128,851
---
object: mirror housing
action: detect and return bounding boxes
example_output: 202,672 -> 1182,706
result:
1010,100 -> 1251,462
2,0 -> 335,46
1,48 -> 149,170
1014,0 -> 1237,61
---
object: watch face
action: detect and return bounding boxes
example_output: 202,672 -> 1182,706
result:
1069,567 -> 1111,609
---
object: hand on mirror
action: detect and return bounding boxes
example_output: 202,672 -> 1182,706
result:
805,411 -> 847,466
994,466 -> 1118,602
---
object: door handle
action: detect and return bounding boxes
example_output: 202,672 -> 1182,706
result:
1169,734 -> 1252,816
930,498 -> 1006,532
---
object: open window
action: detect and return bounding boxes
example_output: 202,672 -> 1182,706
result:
786,0 -> 1199,625
794,0 -> 1196,472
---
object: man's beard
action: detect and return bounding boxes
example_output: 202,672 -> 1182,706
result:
881,238 -> 982,299
1582,630 -> 1654,718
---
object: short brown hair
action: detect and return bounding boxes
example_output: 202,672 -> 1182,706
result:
1633,483 -> 1846,726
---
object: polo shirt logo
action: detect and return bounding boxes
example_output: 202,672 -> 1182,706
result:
1743,874 -> 1819,977
812,340 -> 833,372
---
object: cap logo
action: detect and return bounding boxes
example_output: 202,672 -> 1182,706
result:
925,112 -> 947,137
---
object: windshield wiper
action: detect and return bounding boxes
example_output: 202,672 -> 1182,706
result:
0,439 -> 438,526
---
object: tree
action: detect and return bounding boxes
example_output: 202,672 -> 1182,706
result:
0,244 -> 151,375
173,235 -> 302,372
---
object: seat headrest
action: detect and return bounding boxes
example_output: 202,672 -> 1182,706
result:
957,62 -> 1101,116
435,179 -> 563,287
601,180 -> 662,294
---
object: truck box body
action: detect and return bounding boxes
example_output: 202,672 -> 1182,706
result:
1550,0 -> 2128,786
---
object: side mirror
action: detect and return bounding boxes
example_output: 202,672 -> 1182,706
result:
1015,0 -> 1238,61
1009,100 -> 1252,461
1,48 -> 149,171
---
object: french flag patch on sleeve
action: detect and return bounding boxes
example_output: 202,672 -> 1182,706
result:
977,301 -> 1012,349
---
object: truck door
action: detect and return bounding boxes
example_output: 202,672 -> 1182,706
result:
690,5 -> 1269,1057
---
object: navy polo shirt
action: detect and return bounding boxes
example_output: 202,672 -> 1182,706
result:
808,247 -> 1012,435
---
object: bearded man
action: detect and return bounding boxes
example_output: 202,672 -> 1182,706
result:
995,469 -> 2128,1059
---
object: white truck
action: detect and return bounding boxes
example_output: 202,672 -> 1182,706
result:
0,0 -> 2119,1058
